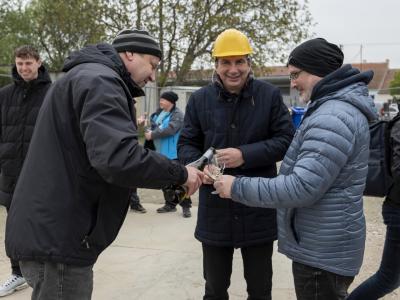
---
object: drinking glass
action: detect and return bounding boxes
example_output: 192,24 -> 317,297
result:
209,156 -> 225,194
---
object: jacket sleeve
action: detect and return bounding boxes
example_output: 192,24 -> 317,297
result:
151,108 -> 184,139
0,86 -> 10,164
78,74 -> 187,188
391,119 -> 400,180
238,88 -> 294,169
177,95 -> 204,165
231,112 -> 355,208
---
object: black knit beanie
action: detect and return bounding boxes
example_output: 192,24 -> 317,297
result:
112,28 -> 162,60
287,38 -> 344,77
160,91 -> 178,103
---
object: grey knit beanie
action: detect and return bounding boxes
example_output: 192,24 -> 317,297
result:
112,28 -> 162,60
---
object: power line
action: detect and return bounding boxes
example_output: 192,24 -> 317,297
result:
339,43 -> 400,67
341,42 -> 400,47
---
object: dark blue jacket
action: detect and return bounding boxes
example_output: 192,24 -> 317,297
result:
178,77 -> 294,247
387,114 -> 400,207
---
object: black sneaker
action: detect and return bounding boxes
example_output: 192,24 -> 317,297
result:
156,205 -> 177,213
182,207 -> 191,218
130,203 -> 147,213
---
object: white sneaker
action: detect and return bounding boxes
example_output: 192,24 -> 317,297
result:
0,275 -> 28,297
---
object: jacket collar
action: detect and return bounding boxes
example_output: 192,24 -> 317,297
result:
12,65 -> 51,88
213,72 -> 254,103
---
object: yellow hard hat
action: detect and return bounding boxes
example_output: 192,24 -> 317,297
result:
212,29 -> 253,58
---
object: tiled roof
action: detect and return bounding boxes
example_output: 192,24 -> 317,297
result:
172,60 -> 398,94
351,61 -> 389,90
263,61 -> 394,91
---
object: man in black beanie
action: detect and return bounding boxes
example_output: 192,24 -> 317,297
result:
213,37 -> 378,300
5,29 -> 203,299
141,91 -> 192,217
287,38 -> 344,104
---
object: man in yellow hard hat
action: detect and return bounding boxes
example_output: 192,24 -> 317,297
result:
178,28 -> 295,299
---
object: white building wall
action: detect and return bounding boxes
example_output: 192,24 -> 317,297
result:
135,84 -> 201,117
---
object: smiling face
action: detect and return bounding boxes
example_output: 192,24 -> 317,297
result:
215,55 -> 251,94
123,52 -> 160,87
288,65 -> 322,104
15,56 -> 41,82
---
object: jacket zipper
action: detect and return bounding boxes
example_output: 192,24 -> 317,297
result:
81,236 -> 90,249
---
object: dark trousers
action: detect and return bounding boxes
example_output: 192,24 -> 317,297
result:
162,188 -> 192,208
347,202 -> 400,299
130,187 -> 191,208
163,158 -> 191,208
20,261 -> 93,300
292,261 -> 354,300
202,242 -> 273,300
130,188 -> 140,206
5,206 -> 22,276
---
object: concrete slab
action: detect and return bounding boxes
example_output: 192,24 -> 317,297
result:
0,203 -> 295,299
0,194 -> 398,299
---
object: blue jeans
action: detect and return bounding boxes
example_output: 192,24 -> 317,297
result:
347,202 -> 400,300
20,261 -> 93,300
292,262 -> 354,300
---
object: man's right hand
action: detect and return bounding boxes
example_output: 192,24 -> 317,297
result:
202,165 -> 215,185
183,166 -> 204,196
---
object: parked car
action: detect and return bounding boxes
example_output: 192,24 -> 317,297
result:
379,102 -> 399,120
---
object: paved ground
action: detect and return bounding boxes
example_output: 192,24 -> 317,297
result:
0,189 -> 398,299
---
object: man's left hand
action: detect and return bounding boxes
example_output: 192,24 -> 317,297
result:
213,175 -> 235,199
144,131 -> 152,140
216,148 -> 244,168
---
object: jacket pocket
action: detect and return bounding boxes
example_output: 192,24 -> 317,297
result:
83,188 -> 130,253
284,208 -> 300,244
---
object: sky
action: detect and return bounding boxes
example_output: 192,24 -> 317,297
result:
306,0 -> 400,68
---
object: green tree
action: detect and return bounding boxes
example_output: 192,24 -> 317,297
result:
0,0 -> 109,71
29,0 -> 108,70
0,0 -> 312,82
101,0 -> 155,31
0,1 -> 34,66
137,0 -> 312,85
99,0 -> 312,86
390,71 -> 400,96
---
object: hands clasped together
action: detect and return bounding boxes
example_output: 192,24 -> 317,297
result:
183,148 -> 241,199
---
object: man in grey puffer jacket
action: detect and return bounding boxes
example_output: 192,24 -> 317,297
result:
213,38 -> 378,300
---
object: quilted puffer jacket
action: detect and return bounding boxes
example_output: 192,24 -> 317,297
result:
231,65 -> 378,276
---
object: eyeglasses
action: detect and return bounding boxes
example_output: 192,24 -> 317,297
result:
289,70 -> 303,81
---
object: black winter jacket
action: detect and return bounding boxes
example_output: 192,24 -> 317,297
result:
178,77 -> 294,247
0,65 -> 51,208
387,114 -> 400,206
6,44 -> 187,266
